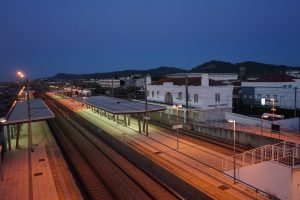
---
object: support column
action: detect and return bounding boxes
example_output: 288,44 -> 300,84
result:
128,114 -> 131,126
7,125 -> 11,150
142,114 -> 145,132
123,114 -> 127,127
183,109 -> 187,123
138,114 -> 141,133
16,124 -> 20,149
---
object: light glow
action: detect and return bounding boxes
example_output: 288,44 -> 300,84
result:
17,71 -> 25,78
172,104 -> 182,108
0,117 -> 7,123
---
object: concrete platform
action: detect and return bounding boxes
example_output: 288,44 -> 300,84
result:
0,121 -> 83,200
56,96 -> 270,199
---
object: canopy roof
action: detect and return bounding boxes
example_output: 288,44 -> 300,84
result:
4,99 -> 55,124
73,96 -> 166,114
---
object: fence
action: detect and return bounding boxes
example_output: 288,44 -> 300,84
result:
222,141 -> 300,171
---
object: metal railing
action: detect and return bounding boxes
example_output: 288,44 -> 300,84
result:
222,141 -> 300,171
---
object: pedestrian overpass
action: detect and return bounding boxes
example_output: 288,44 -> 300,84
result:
222,141 -> 300,200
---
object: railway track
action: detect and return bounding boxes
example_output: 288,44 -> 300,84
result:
43,95 -> 181,200
148,120 -> 250,154
43,95 -> 274,199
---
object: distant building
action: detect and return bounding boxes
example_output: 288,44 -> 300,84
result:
147,73 -> 236,122
78,89 -> 91,96
120,75 -> 151,90
98,79 -> 120,88
241,74 -> 300,109
286,70 -> 300,78
84,79 -> 120,88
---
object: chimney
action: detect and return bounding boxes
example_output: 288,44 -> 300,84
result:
201,74 -> 209,86
146,75 -> 151,85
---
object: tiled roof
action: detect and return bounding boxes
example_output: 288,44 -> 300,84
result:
248,74 -> 297,82
152,77 -> 225,86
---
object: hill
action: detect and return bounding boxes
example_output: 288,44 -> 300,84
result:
51,66 -> 186,80
49,61 -> 299,81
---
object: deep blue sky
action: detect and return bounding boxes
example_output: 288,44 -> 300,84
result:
1,1 -> 300,81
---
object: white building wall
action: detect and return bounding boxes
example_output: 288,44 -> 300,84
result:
207,74 -> 238,81
242,81 -> 300,109
147,82 -> 233,110
292,170 -> 300,200
98,79 -> 120,88
224,112 -> 300,131
226,161 -> 293,200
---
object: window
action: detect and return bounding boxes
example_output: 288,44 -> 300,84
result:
283,85 -> 287,89
243,94 -> 247,99
215,93 -> 220,102
194,94 -> 199,103
257,94 -> 261,99
151,91 -> 154,98
157,91 -> 159,98
147,91 -> 149,97
288,85 -> 292,88
178,92 -> 182,100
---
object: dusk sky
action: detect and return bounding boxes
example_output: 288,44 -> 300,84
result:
0,1 -> 300,81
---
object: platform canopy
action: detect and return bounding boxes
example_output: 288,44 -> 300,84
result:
4,99 -> 55,125
73,96 -> 166,114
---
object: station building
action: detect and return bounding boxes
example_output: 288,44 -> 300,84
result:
241,74 -> 300,109
147,73 -> 236,122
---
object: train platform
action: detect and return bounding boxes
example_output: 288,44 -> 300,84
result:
217,121 -> 300,144
54,95 -> 270,200
0,121 -> 83,200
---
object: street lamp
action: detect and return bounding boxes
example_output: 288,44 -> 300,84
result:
16,71 -> 33,200
228,119 -> 236,184
173,104 -> 182,149
261,113 -> 284,139
270,98 -> 276,123
0,117 -> 6,181
261,115 -> 269,146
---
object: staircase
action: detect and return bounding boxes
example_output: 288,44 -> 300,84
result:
222,141 -> 300,171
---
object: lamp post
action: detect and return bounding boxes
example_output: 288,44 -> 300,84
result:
17,71 -> 33,200
270,98 -> 276,123
173,104 -> 182,149
143,75 -> 149,136
0,117 -> 6,181
228,119 -> 236,184
261,113 -> 284,140
260,114 -> 269,146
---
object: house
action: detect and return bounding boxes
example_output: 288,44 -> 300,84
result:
286,70 -> 300,78
147,73 -> 236,122
84,79 -> 121,88
241,74 -> 300,109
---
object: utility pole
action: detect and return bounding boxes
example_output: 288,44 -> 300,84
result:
185,75 -> 189,124
26,79 -> 33,200
294,87 -> 297,117
111,77 -> 114,97
144,75 -> 149,136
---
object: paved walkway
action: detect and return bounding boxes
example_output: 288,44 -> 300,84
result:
0,121 -> 83,200
213,121 -> 300,144
56,96 -> 269,200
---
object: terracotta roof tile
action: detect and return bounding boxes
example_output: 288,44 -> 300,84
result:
152,77 -> 225,86
248,74 -> 297,82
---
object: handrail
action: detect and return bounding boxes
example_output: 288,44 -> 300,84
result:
222,141 -> 300,171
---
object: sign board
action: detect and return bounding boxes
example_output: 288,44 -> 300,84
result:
271,124 -> 280,133
261,98 -> 266,105
172,124 -> 183,129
